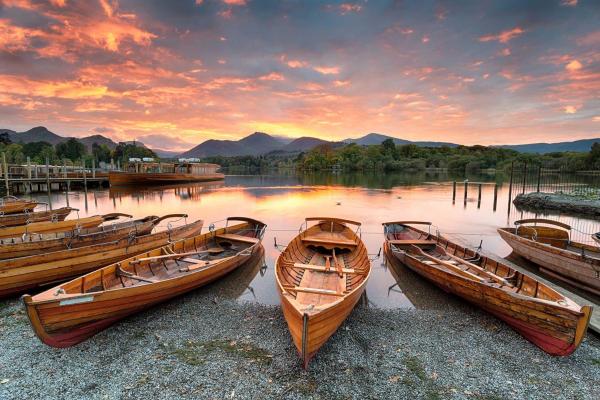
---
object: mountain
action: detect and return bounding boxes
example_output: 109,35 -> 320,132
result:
344,133 -> 458,148
496,138 -> 600,154
281,137 -> 333,152
181,132 -> 283,158
9,126 -> 65,145
78,134 -> 119,150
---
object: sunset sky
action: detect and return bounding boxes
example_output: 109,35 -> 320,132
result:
0,0 -> 599,151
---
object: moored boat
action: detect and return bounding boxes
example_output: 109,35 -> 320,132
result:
0,218 -> 204,298
498,219 -> 600,296
109,160 -> 224,186
275,217 -> 371,368
0,214 -> 184,260
383,221 -> 592,356
0,206 -> 73,228
0,196 -> 38,214
22,217 -> 266,348
0,212 -> 133,239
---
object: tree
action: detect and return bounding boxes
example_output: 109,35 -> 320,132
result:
92,142 -> 112,163
0,132 -> 11,145
587,142 -> 600,169
22,141 -> 53,160
112,142 -> 157,161
56,138 -> 86,160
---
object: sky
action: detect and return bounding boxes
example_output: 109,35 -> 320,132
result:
0,0 -> 599,151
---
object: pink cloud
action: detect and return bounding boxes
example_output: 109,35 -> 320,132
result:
222,0 -> 247,5
561,0 -> 577,6
479,27 -> 525,43
313,66 -> 340,75
565,60 -> 583,72
259,72 -> 285,81
338,3 -> 362,15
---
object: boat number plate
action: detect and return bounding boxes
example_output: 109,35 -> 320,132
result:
59,295 -> 95,306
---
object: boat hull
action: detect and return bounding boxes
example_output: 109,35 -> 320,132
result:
0,207 -> 72,227
109,171 -> 224,186
0,200 -> 38,214
23,230 -> 264,347
498,228 -> 600,295
0,220 -> 203,298
383,242 -> 591,356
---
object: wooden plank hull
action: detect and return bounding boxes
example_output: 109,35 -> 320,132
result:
0,215 -> 106,239
0,200 -> 38,214
0,220 -> 204,298
109,171 -> 224,186
23,220 -> 266,347
275,218 -> 371,368
0,207 -> 72,227
383,240 -> 591,356
0,216 -> 160,260
498,228 -> 600,295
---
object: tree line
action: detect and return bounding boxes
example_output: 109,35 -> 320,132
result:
0,133 -> 156,166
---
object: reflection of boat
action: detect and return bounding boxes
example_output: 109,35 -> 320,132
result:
498,219 -> 600,296
217,245 -> 266,300
0,197 -> 38,214
0,214 -> 184,260
276,217 -> 371,369
23,217 -> 266,348
0,219 -> 204,298
109,161 -> 224,186
108,181 -> 224,200
0,207 -> 73,228
383,221 -> 591,356
0,212 -> 131,239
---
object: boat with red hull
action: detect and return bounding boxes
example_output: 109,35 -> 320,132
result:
383,221 -> 591,356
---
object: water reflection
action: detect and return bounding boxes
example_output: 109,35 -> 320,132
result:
25,172 -> 600,309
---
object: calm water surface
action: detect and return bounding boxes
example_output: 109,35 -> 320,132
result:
26,172 -> 600,309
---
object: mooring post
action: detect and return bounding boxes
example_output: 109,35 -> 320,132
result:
45,156 -> 52,210
26,156 -> 32,194
82,159 -> 87,192
507,162 -> 514,211
493,183 -> 498,211
463,181 -> 468,205
92,158 -> 96,178
452,181 -> 456,203
521,162 -> 527,194
117,159 -> 121,171
2,152 -> 9,196
536,165 -> 542,193
477,183 -> 482,208
63,158 -> 67,179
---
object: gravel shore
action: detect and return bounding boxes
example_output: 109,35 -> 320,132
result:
1,268 -> 599,400
514,192 -> 600,219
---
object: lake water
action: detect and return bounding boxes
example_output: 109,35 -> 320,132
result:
25,171 -> 600,308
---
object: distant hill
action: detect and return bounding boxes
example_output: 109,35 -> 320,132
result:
281,137 -> 334,152
181,132 -> 286,158
344,133 -> 458,148
496,138 -> 600,154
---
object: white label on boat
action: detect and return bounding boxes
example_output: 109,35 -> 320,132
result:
59,295 -> 94,306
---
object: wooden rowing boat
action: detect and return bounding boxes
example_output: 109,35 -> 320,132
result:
0,206 -> 73,228
383,221 -> 592,356
22,217 -> 266,348
0,197 -> 38,214
498,219 -> 600,296
275,217 -> 371,368
0,214 -> 185,260
0,212 -> 131,239
0,218 -> 204,298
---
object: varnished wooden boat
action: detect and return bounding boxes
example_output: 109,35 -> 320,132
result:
0,197 -> 38,214
0,218 -> 204,298
498,219 -> 600,296
0,206 -> 73,228
0,214 -> 184,260
0,212 -> 131,239
275,217 -> 371,368
23,217 -> 266,348
383,221 -> 592,356
109,162 -> 224,186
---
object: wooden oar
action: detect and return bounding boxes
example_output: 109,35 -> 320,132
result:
130,247 -> 224,264
324,255 -> 331,272
332,248 -> 343,277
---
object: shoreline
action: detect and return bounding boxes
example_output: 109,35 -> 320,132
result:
1,276 -> 599,399
514,192 -> 600,219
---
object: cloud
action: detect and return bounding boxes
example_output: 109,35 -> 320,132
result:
564,105 -> 578,114
338,3 -> 362,15
565,60 -> 582,72
222,0 -> 247,5
479,27 -> 525,43
560,0 -> 577,6
313,66 -> 340,75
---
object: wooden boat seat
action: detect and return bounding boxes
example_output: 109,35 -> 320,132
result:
293,262 -> 356,274
282,285 -> 344,297
301,232 -> 356,248
216,233 -> 259,244
388,239 -> 437,245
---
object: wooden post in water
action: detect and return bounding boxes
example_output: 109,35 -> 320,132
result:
63,159 -> 67,178
521,162 -> 527,194
92,158 -> 96,178
45,156 -> 52,210
82,158 -> 87,192
507,162 -> 514,212
493,184 -> 498,211
2,152 -> 9,196
110,158 -> 115,170
477,183 -> 482,208
452,181 -> 456,203
463,181 -> 468,205
26,156 -> 32,194
117,159 -> 121,171
536,165 -> 542,193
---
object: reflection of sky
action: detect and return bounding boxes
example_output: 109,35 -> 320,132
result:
2,1 -> 599,147
29,175 -> 600,308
